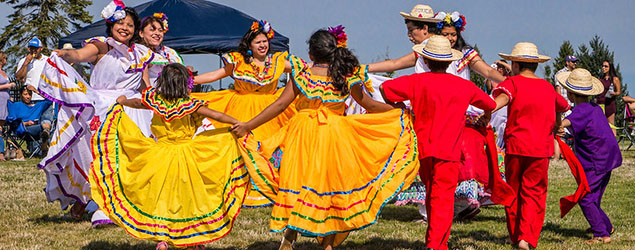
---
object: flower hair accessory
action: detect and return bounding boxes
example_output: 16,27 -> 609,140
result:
327,25 -> 348,48
434,11 -> 466,32
250,20 -> 275,39
101,0 -> 127,23
153,13 -> 169,33
187,69 -> 195,90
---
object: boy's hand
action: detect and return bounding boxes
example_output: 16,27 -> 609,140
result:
556,126 -> 566,137
116,95 -> 127,104
231,122 -> 251,138
475,111 -> 491,127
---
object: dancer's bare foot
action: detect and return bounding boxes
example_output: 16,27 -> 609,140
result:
70,202 -> 87,220
279,229 -> 297,250
517,240 -> 530,250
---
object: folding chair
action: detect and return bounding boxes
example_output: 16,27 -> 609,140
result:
617,103 -> 635,150
4,117 -> 42,158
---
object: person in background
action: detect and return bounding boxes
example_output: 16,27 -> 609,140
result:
596,60 -> 621,136
15,37 -> 53,142
6,86 -> 52,156
552,55 -> 578,160
0,51 -> 16,161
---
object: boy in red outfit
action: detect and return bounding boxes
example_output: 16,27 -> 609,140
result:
490,42 -> 571,250
380,35 -> 496,250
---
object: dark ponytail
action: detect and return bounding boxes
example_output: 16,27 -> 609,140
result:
308,30 -> 359,94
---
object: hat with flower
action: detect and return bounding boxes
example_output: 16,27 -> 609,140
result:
434,11 -> 466,32
250,20 -> 275,39
101,0 -> 127,23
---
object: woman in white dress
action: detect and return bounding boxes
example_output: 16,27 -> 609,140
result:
38,0 -> 154,227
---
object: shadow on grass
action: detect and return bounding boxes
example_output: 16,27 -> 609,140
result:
449,229 -> 508,248
233,238 -> 428,250
378,205 -> 423,222
29,213 -> 88,224
541,221 -> 588,240
82,241 -> 166,250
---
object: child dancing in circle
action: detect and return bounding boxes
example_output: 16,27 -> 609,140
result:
91,63 -> 249,249
557,68 -> 621,244
232,27 -> 419,250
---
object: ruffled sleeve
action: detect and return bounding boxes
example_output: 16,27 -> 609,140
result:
347,64 -> 371,92
127,43 -> 155,73
164,46 -> 184,64
141,87 -> 207,122
221,52 -> 243,68
455,48 -> 478,72
82,36 -> 107,48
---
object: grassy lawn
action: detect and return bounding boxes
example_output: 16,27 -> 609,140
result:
1,156 -> 634,250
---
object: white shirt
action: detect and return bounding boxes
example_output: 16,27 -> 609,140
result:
17,55 -> 49,101
414,39 -> 430,73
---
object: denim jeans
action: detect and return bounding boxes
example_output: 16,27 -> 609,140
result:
24,124 -> 42,154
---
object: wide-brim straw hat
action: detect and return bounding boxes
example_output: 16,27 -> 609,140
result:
498,42 -> 550,63
412,35 -> 463,62
400,4 -> 442,23
556,68 -> 604,96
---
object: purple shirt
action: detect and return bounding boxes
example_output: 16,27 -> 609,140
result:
566,102 -> 622,173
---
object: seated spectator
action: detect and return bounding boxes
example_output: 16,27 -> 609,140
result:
6,86 -> 52,156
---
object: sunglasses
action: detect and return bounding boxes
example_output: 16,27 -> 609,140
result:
602,65 -> 609,68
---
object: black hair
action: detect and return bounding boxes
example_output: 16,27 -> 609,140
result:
602,60 -> 617,80
308,29 -> 359,95
437,23 -> 470,51
404,19 -> 438,34
515,61 -> 538,72
156,63 -> 190,102
237,28 -> 270,63
424,58 -> 452,72
20,85 -> 31,94
106,7 -> 140,44
138,15 -> 165,50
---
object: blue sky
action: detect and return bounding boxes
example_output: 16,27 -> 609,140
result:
1,0 -> 633,92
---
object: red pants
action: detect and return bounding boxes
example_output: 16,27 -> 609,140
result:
420,157 -> 459,250
504,154 -> 549,248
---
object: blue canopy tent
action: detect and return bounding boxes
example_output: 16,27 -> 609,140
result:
59,0 -> 289,53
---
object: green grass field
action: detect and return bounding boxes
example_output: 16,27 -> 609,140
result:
1,157 -> 634,249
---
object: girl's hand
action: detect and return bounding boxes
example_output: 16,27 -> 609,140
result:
116,95 -> 127,104
231,122 -> 251,138
8,82 -> 15,88
53,49 -> 65,57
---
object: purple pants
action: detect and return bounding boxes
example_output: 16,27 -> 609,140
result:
579,170 -> 613,237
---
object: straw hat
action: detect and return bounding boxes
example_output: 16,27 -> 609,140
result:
556,68 -> 604,96
400,4 -> 442,22
62,43 -> 74,50
498,42 -> 550,63
412,35 -> 463,61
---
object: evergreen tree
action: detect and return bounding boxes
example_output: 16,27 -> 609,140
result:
545,40 -> 575,85
469,44 -> 485,91
0,0 -> 93,71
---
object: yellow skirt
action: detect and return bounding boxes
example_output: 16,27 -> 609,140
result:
90,105 -> 249,247
192,88 -> 296,208
238,108 -> 419,239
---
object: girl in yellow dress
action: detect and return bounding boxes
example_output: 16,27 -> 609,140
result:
91,63 -> 248,249
231,27 -> 420,250
192,20 -> 295,208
